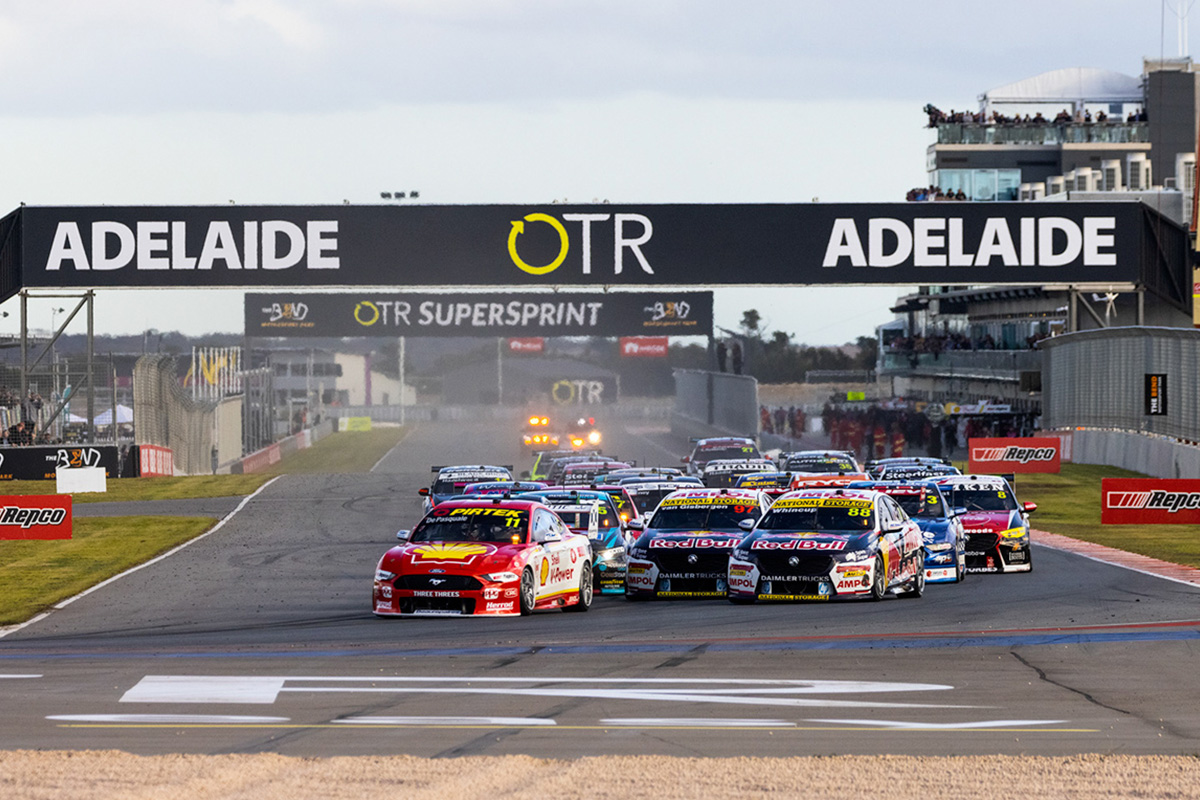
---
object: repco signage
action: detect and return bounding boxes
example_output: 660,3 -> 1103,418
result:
1102,479 -> 1200,525
0,494 -> 72,540
968,437 -> 1061,474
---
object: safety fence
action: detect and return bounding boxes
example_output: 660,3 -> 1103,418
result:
1040,327 -> 1200,442
323,402 -> 672,424
133,355 -> 241,475
672,369 -> 759,440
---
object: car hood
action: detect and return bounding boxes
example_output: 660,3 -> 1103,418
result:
641,529 -> 744,550
384,541 -> 528,573
959,510 -> 1021,533
746,531 -> 872,554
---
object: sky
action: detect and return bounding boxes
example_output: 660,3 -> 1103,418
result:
0,0 -> 1186,344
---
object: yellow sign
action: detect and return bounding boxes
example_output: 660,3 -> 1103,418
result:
509,213 -> 569,275
339,417 -> 372,432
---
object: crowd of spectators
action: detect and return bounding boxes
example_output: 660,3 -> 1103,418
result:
906,186 -> 968,201
888,330 -> 1052,361
819,401 -> 1039,461
925,104 -> 1147,128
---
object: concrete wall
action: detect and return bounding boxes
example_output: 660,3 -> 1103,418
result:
671,369 -> 759,440
1061,428 -> 1200,479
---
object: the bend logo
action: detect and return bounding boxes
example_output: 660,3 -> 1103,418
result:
507,212 -> 655,277
1106,490 -> 1200,513
55,448 -> 101,470
971,446 -> 1056,464
263,302 -> 307,323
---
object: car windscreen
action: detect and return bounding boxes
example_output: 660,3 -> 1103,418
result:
553,507 -> 617,531
784,457 -> 855,473
411,507 -> 529,542
628,488 -> 680,514
881,490 -> 945,518
433,477 -> 502,495
695,445 -> 761,462
648,497 -> 761,530
943,487 -> 1018,512
757,497 -> 874,531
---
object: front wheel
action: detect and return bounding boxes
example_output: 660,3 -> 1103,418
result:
565,563 -> 593,612
870,555 -> 887,601
519,568 -> 536,616
901,550 -> 925,599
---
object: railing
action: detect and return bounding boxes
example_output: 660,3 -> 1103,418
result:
878,350 -> 1041,380
935,122 -> 1149,146
805,370 -> 875,383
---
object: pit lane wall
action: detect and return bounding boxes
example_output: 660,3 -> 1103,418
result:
671,370 -> 759,440
1046,429 -> 1200,479
224,419 -> 336,474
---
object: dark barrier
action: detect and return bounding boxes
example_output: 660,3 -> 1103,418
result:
245,291 -> 712,337
0,445 -> 139,481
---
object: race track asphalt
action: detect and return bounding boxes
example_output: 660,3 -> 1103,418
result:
1,419 -> 1198,758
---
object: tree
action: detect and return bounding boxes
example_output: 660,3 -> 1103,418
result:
739,309 -> 763,340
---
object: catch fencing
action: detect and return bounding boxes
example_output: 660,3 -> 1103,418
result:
1040,327 -> 1200,442
133,354 -> 241,474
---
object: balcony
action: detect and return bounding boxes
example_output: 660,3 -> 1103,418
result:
879,349 -> 1042,381
935,122 -> 1149,146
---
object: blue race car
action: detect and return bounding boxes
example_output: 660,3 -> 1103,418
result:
515,488 -> 628,594
848,479 -> 966,583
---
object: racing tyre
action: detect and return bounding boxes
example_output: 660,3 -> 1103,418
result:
901,550 -> 925,599
519,568 -> 537,616
565,563 -> 593,612
869,555 -> 887,601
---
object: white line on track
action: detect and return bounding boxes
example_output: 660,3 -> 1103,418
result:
0,674 -> 42,679
47,714 -> 291,724
602,718 -> 795,727
807,719 -> 1069,730
0,476 -> 282,641
369,426 -> 413,473
335,716 -> 556,726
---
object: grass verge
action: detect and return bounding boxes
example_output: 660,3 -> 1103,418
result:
0,516 -> 216,626
1012,464 -> 1200,569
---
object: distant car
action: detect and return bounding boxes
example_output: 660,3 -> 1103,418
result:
462,480 -> 548,497
521,413 -> 559,451
777,450 -> 861,474
595,467 -> 683,483
848,480 -> 966,583
875,463 -> 961,482
585,483 -> 643,527
561,460 -> 633,487
625,487 -> 770,599
516,488 -> 628,595
529,449 -> 594,482
701,457 -> 776,488
565,416 -> 603,450
727,487 -> 925,602
421,464 -> 514,512
733,471 -> 797,501
682,437 -> 762,477
933,475 -> 1036,574
865,457 -> 952,479
373,497 -> 592,617
544,454 -> 616,485
618,477 -> 705,518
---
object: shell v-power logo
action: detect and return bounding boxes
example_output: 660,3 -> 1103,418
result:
507,211 -> 656,277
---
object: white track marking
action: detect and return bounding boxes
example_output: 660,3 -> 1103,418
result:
807,719 -> 1069,730
369,427 -> 413,473
0,477 -> 281,640
48,714 -> 290,724
335,716 -> 556,726
602,718 -> 795,727
0,674 -> 42,679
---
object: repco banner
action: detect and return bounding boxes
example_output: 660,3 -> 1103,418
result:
968,437 -> 1061,474
1102,478 -> 1200,525
0,494 -> 72,540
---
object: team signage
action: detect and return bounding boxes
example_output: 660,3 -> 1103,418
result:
967,437 -> 1061,474
549,377 -> 617,405
0,494 -> 72,539
1,202 -> 1163,301
1145,374 -> 1168,415
1102,478 -> 1200,524
619,336 -> 668,357
0,445 -> 133,481
508,337 -> 545,354
245,292 -> 711,337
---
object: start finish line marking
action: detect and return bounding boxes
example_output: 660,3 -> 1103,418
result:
120,676 -> 965,708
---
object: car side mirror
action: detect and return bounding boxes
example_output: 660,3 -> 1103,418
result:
396,530 -> 411,542
681,456 -> 690,464
952,507 -> 968,518
1023,501 -> 1038,513
884,523 -> 904,534
536,530 -> 562,544
738,518 -> 756,531
626,519 -> 644,531
418,487 -> 430,497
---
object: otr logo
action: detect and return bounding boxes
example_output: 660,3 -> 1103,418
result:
507,212 -> 655,276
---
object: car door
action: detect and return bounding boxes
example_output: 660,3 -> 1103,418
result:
531,508 -> 574,598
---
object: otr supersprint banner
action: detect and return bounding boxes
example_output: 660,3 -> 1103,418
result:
1102,478 -> 1200,525
3,203 -> 1155,298
967,437 -> 1062,474
244,291 -> 712,337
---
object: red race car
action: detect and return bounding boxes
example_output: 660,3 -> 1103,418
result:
373,498 -> 593,617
